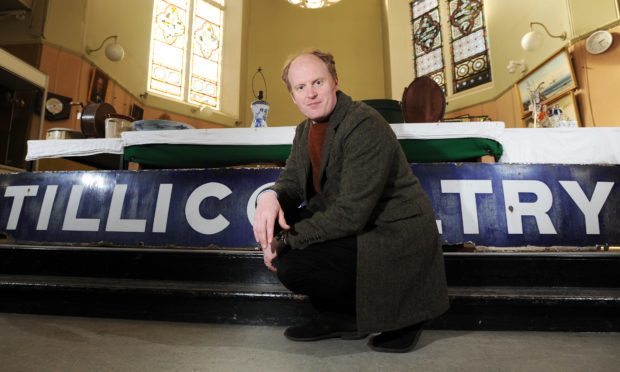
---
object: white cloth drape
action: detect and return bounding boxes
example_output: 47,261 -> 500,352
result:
26,123 -> 620,165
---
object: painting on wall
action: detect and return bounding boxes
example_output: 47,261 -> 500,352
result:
521,90 -> 581,128
130,104 -> 144,121
547,90 -> 581,125
88,68 -> 109,103
515,49 -> 577,117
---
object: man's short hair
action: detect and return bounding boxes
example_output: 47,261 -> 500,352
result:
281,50 -> 338,92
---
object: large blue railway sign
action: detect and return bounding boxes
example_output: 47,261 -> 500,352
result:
1,164 -> 618,249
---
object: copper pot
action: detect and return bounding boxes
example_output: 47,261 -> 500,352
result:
81,102 -> 116,138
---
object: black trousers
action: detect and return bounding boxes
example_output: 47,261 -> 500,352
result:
273,209 -> 358,315
273,207 -> 357,315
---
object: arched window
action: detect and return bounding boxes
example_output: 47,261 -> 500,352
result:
148,0 -> 224,109
410,0 -> 492,95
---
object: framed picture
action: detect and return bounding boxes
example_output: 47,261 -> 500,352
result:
130,104 -> 144,121
515,49 -> 577,117
88,68 -> 109,103
521,91 -> 581,128
547,90 -> 581,126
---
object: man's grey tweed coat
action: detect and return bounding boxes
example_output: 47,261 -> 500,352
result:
270,91 -> 449,332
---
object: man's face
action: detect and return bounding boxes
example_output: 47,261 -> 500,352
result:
288,54 -> 339,122
96,78 -> 104,92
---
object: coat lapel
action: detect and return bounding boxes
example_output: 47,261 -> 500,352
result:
317,91 -> 350,192
299,121 -> 312,198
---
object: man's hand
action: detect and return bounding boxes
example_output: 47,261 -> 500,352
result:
253,191 -> 290,249
262,236 -> 285,272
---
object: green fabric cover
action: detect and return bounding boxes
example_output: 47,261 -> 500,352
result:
124,144 -> 292,168
398,137 -> 503,163
123,138 -> 502,168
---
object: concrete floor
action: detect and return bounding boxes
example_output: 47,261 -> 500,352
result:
1,313 -> 618,372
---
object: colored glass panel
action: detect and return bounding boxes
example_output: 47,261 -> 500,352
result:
449,0 -> 483,37
452,28 -> 487,62
410,0 -> 446,91
448,0 -> 491,93
415,48 -> 443,76
412,0 -> 438,18
189,0 -> 223,108
148,0 -> 224,108
413,10 -> 442,56
149,0 -> 190,99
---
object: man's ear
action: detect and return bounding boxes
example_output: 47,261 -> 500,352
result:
333,77 -> 339,89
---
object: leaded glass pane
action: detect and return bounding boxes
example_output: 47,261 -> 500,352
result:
449,0 -> 483,38
415,48 -> 443,76
189,0 -> 223,108
413,9 -> 442,56
452,28 -> 487,62
149,0 -> 190,99
448,0 -> 491,93
410,0 -> 446,91
148,0 -> 224,109
412,0 -> 438,18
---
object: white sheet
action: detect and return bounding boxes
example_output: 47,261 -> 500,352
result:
25,138 -> 124,161
119,122 -> 505,147
121,127 -> 298,146
24,123 -> 620,165
499,127 -> 620,165
390,122 -> 505,141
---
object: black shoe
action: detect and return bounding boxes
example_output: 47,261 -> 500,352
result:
284,313 -> 368,342
367,321 -> 427,353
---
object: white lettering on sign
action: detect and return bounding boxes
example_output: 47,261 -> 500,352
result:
4,185 -> 38,230
560,181 -> 614,234
153,184 -> 173,233
1,176 -> 615,244
36,185 -> 58,230
503,180 -> 557,234
185,182 -> 232,235
106,184 -> 147,232
62,185 -> 100,231
441,180 -> 493,234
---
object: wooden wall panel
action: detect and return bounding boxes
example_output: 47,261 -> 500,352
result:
571,25 -> 620,127
494,89 -> 520,128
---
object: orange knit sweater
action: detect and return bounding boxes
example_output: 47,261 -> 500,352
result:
308,121 -> 328,193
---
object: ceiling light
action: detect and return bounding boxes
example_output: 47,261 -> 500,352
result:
287,0 -> 342,9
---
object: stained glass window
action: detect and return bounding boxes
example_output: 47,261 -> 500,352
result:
410,0 -> 446,90
148,0 -> 224,109
409,0 -> 491,96
448,0 -> 491,93
189,1 -> 223,107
